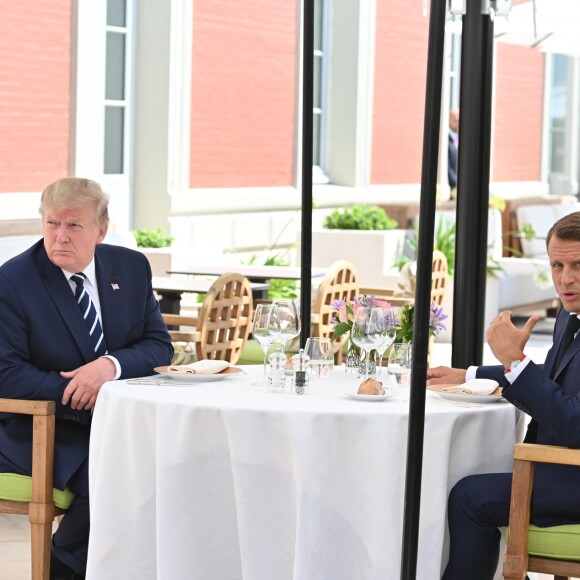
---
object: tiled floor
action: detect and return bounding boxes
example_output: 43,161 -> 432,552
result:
0,329 -> 575,580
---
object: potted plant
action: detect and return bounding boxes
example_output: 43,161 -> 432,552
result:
133,227 -> 174,277
312,204 -> 407,288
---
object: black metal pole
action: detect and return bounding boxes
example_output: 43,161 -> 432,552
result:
400,0 -> 447,577
299,0 -> 314,348
451,2 -> 495,368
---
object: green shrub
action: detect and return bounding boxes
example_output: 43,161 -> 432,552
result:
323,204 -> 398,231
133,227 -> 174,248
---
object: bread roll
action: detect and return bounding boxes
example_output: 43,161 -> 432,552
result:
357,377 -> 385,395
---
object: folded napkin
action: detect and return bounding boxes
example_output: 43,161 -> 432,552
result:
167,360 -> 232,375
442,378 -> 499,396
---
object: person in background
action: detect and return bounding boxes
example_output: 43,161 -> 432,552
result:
427,210 -> 580,580
0,177 -> 173,579
448,107 -> 459,198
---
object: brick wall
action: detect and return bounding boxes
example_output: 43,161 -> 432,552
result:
493,43 -> 544,182
371,0 -> 430,184
0,0 -> 71,192
189,1 -> 298,188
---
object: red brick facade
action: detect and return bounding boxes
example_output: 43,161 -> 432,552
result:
0,0 -> 71,192
189,0 -> 298,188
371,1 -> 430,184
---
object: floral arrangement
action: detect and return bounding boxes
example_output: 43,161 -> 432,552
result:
394,302 -> 448,343
331,295 -> 448,346
331,294 -> 398,348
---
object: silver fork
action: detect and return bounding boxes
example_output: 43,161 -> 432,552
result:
126,378 -> 202,386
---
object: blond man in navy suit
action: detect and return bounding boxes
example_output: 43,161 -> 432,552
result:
0,178 -> 173,579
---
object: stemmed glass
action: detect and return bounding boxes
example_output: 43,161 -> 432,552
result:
251,304 -> 276,386
368,307 -> 397,379
269,299 -> 301,354
350,309 -> 378,380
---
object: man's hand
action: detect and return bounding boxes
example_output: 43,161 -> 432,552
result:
486,311 -> 540,368
426,366 -> 467,386
60,358 -> 117,410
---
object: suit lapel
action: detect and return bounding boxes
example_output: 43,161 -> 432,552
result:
95,248 -> 124,351
38,249 -> 96,362
550,311 -> 580,381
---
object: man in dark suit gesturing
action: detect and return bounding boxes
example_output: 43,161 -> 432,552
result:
0,178 -> 173,579
427,211 -> 580,579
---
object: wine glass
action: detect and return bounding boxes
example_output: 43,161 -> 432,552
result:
304,337 -> 334,380
251,304 -> 276,386
368,307 -> 397,379
350,309 -> 378,380
269,299 -> 301,354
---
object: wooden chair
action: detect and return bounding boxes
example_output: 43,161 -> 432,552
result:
311,260 -> 360,363
360,249 -> 448,308
503,443 -> 580,580
162,272 -> 254,364
0,398 -> 74,580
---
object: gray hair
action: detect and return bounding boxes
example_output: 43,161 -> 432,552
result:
39,177 -> 110,227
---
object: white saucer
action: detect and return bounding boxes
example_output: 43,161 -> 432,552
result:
345,389 -> 395,402
155,371 -> 232,383
434,392 -> 504,404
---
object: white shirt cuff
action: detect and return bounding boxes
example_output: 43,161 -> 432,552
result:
466,366 -> 478,381
504,356 -> 530,383
102,355 -> 121,379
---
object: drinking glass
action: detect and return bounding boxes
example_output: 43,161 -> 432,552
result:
304,337 -> 334,380
251,304 -> 276,386
350,309 -> 378,380
269,299 -> 301,353
387,342 -> 413,386
368,307 -> 397,379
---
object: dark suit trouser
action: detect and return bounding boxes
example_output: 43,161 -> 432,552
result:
52,456 -> 90,576
442,473 -> 512,580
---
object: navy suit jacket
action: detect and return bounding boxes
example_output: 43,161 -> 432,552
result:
448,133 -> 458,189
0,239 -> 173,489
477,308 -> 580,526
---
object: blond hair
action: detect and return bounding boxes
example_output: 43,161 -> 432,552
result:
39,177 -> 110,227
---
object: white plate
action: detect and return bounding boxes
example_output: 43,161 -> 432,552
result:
155,371 -> 233,383
345,389 -> 395,402
434,392 -> 505,404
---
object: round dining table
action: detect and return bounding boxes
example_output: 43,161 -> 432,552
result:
86,365 -> 521,580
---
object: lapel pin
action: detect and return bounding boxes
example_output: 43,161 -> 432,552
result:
111,283 -> 120,291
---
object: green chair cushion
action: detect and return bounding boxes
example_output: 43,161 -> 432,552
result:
237,339 -> 299,365
0,473 -> 74,510
527,523 -> 580,562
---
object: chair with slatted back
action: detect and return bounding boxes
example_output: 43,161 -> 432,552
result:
162,272 -> 254,364
503,443 -> 580,580
360,250 -> 448,308
0,398 -> 75,580
311,260 -> 360,363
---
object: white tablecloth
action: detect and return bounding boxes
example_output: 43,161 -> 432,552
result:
86,366 -> 519,580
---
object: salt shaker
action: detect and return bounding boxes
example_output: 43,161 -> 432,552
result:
291,348 -> 310,394
268,348 -> 287,392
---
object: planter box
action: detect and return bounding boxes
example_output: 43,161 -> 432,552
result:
311,229 -> 408,288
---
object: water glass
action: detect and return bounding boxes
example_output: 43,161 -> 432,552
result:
387,343 -> 412,386
304,337 -> 334,380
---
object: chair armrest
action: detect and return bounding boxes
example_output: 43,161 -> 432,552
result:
0,398 -> 55,416
514,442 -> 580,466
504,443 -> 580,578
0,398 -> 57,505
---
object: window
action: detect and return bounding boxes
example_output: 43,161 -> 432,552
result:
549,54 -> 568,175
104,0 -> 129,175
313,0 -> 329,182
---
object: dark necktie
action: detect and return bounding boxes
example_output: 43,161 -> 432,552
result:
71,273 -> 108,358
524,313 -> 580,443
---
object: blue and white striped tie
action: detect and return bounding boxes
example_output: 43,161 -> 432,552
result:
71,273 -> 108,357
